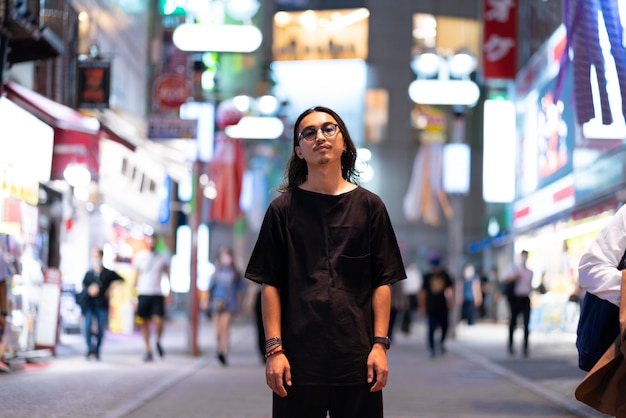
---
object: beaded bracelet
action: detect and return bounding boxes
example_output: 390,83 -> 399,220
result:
265,337 -> 282,350
264,348 -> 285,359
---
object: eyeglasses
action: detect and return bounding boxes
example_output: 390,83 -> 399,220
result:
298,122 -> 340,142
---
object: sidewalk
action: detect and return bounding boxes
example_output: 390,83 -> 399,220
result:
0,313 -> 608,418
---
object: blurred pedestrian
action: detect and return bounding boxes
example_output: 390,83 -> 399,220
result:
80,248 -> 124,360
245,106 -> 406,418
459,263 -> 482,326
477,268 -> 492,319
388,281 -> 404,342
208,247 -> 244,366
501,250 -> 534,357
0,238 -> 11,373
400,261 -> 422,335
132,234 -> 170,362
419,255 -> 454,357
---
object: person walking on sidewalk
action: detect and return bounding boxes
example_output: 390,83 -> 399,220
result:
459,263 -> 482,326
132,234 -> 171,362
418,255 -> 454,357
245,106 -> 406,418
80,248 -> 124,360
502,249 -> 534,357
208,246 -> 244,366
0,238 -> 12,373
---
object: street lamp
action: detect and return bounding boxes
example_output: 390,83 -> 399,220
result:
408,48 -> 479,336
409,48 -> 480,107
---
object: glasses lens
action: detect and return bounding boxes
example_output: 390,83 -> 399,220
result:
321,123 -> 337,136
301,128 -> 316,141
300,123 -> 338,141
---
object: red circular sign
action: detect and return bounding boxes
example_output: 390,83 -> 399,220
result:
154,74 -> 191,109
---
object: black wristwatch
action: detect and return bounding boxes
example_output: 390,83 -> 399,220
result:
373,336 -> 390,349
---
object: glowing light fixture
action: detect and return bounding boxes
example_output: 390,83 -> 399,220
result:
63,162 -> 91,187
225,0 -> 260,22
257,95 -> 279,115
409,79 -> 480,107
442,143 -> 470,194
448,48 -> 478,79
324,8 -> 370,32
172,24 -> 262,52
409,48 -> 480,107
224,116 -> 284,139
410,51 -> 441,78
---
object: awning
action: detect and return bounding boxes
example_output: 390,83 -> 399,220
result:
4,81 -> 100,134
93,108 -> 192,182
7,26 -> 64,64
93,108 -> 144,151
4,81 -> 101,181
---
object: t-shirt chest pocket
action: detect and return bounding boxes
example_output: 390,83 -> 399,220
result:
328,226 -> 371,293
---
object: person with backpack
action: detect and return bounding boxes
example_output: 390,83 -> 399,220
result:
575,203 -> 626,415
578,204 -> 626,310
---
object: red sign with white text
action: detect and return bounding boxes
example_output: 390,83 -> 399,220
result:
483,0 -> 517,79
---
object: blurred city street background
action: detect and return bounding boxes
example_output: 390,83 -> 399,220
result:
0,311 -> 608,418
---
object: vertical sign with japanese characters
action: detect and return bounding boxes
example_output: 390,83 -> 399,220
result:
483,0 -> 517,79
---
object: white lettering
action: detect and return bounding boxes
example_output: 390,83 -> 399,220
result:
484,34 -> 516,62
485,0 -> 515,22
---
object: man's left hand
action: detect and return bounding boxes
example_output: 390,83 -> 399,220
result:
367,345 -> 388,392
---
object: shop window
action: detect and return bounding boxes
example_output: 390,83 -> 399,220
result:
273,8 -> 369,61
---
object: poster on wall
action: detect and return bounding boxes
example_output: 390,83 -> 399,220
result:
77,61 -> 111,109
516,26 -> 575,198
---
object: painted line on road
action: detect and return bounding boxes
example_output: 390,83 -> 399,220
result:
450,345 -> 597,418
103,357 -> 210,418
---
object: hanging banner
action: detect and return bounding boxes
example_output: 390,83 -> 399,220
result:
483,0 -> 517,79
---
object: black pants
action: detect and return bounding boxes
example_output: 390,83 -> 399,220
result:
272,384 -> 383,418
427,311 -> 449,352
508,296 -> 531,351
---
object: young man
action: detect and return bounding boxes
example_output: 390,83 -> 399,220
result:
245,106 -> 406,418
132,235 -> 170,362
80,248 -> 124,360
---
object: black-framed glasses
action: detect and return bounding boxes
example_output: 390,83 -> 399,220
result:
298,122 -> 340,142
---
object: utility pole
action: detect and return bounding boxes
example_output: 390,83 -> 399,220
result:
188,159 -> 203,357
0,0 -> 9,95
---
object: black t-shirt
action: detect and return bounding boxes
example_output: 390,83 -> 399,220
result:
422,269 -> 454,314
82,268 -> 124,309
245,186 -> 406,385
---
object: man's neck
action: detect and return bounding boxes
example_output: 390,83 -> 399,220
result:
300,168 -> 354,195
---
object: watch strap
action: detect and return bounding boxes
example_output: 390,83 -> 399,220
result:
373,336 -> 390,349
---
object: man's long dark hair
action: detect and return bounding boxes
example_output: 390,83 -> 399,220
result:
278,106 -> 359,192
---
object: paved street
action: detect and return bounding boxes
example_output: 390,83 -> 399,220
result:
0,312 -> 609,418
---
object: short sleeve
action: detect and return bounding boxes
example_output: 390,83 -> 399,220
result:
244,202 -> 288,288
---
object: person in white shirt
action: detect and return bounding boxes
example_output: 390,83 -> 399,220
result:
132,235 -> 170,362
578,204 -> 626,307
502,250 -> 534,357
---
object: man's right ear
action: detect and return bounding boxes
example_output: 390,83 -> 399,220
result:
295,146 -> 304,159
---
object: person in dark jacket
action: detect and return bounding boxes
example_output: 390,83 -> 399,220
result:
81,248 -> 124,360
419,256 -> 454,357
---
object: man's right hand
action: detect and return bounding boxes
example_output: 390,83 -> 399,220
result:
266,353 -> 291,397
